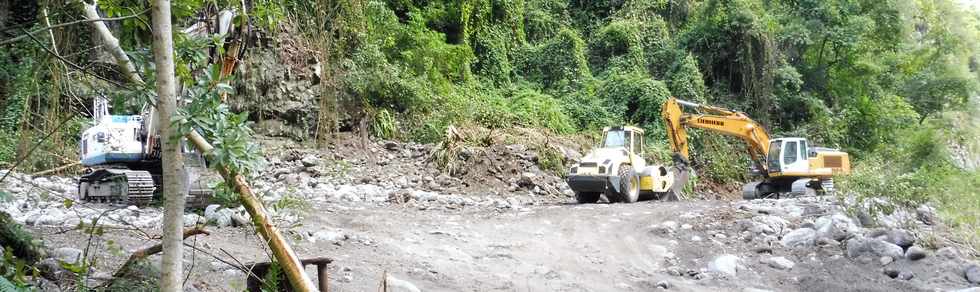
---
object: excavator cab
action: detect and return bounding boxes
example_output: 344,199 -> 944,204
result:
767,138 -> 810,175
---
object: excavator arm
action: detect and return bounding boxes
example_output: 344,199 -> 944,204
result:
661,97 -> 772,174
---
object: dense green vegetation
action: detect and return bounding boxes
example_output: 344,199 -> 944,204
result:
0,0 -> 977,246
285,0 -> 980,245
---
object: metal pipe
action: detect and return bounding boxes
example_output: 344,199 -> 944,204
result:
676,99 -> 700,108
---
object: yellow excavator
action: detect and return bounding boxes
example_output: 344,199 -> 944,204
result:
661,97 -> 851,199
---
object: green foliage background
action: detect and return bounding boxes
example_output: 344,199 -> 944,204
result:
0,0 -> 978,248
294,0 -> 979,190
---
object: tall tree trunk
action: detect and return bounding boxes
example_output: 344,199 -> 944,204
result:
149,0 -> 186,290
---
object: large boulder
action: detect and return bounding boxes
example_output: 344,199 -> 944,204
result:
905,246 -> 927,261
183,214 -> 205,227
813,214 -> 860,242
846,237 -> 904,259
916,204 -> 939,225
761,256 -> 795,270
780,228 -> 816,248
300,154 -> 321,168
51,247 -> 83,265
204,205 -> 234,227
870,229 -> 916,250
708,254 -> 741,277
965,264 -> 980,285
385,275 -> 421,292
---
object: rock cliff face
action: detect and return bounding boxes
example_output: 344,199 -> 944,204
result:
231,42 -> 321,140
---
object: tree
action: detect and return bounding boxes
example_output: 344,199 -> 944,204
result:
149,0 -> 186,290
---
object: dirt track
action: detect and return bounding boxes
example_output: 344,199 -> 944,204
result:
34,196 -> 977,292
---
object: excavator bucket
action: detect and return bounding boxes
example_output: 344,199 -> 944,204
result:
665,153 -> 691,200
668,166 -> 689,200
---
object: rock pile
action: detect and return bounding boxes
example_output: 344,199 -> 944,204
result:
649,196 -> 979,290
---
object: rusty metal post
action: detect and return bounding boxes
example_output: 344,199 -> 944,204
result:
316,264 -> 329,292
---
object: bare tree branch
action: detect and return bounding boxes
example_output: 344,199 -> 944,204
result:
0,9 -> 150,46
20,28 -> 129,88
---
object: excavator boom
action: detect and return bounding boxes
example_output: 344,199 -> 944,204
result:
661,97 -> 771,173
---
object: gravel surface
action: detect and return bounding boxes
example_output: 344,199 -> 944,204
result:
3,135 -> 978,291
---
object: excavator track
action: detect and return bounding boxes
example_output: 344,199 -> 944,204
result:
79,169 -> 156,205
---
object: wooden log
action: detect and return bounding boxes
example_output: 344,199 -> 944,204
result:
31,161 -> 80,176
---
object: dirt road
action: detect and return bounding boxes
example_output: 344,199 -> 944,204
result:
34,194 -> 977,292
296,200 -> 717,292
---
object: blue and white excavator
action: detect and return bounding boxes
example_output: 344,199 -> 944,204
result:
78,98 -> 213,206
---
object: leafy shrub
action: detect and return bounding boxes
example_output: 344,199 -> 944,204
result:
594,70 -> 672,137
515,28 -> 591,90
0,133 -> 13,166
559,84 -> 618,131
507,88 -> 573,134
524,0 -> 570,42
472,27 -> 515,85
667,54 -> 706,102
590,19 -> 646,73
371,108 -> 398,139
695,135 -> 750,184
839,94 -> 919,154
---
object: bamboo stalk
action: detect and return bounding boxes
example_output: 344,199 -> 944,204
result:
185,131 -> 316,291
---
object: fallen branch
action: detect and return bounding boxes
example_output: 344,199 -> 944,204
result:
112,227 -> 210,278
32,161 -> 81,176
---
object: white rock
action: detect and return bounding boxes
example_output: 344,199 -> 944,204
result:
780,228 -> 816,248
814,213 -> 859,241
183,214 -> 204,227
653,221 -> 678,234
312,229 -> 348,244
51,247 -> 83,265
385,275 -> 421,292
761,256 -> 794,270
965,264 -> 980,285
708,254 -> 741,276
879,256 -> 894,266
752,215 -> 789,234
204,204 -> 221,218
232,212 -> 251,227
205,207 -> 234,227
